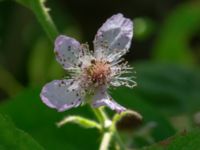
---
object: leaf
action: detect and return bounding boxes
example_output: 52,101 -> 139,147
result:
28,37 -> 64,86
152,2 -> 200,64
0,88 -> 99,150
134,62 -> 200,115
142,129 -> 200,150
0,65 -> 23,96
0,86 -> 176,149
0,114 -> 44,150
110,61 -> 200,147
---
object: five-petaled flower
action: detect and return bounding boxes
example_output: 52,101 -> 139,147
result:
40,13 -> 136,113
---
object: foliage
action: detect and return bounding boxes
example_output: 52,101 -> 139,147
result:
0,114 -> 44,150
142,129 -> 200,150
152,2 -> 200,65
0,0 -> 200,149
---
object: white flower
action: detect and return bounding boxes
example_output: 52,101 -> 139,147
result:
40,13 -> 136,113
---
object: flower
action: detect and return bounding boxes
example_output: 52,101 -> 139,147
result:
40,13 -> 136,113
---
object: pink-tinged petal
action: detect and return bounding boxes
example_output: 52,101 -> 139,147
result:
93,13 -> 133,61
40,79 -> 84,112
54,35 -> 82,69
92,88 -> 126,113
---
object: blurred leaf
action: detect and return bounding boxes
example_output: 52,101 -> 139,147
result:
28,37 -> 64,86
28,37 -> 51,85
134,62 -> 200,116
111,61 -> 200,147
142,129 -> 200,150
15,0 -> 30,8
0,88 -> 99,150
0,85 -> 176,149
0,114 -> 44,150
152,2 -> 200,64
0,65 -> 23,96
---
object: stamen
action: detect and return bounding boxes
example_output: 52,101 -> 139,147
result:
84,60 -> 111,87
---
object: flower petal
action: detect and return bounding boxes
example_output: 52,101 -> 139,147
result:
93,13 -> 133,61
40,79 -> 84,112
92,88 -> 126,113
54,35 -> 82,69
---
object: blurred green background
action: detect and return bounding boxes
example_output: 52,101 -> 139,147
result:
0,0 -> 200,149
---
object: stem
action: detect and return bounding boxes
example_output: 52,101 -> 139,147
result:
91,107 -> 108,126
91,107 -> 113,150
57,115 -> 101,130
92,107 -> 126,150
99,131 -> 113,150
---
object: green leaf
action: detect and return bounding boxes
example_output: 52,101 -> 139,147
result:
0,65 -> 23,96
0,114 -> 44,150
0,88 -> 99,150
28,37 -> 64,86
134,62 -> 200,115
142,129 -> 200,150
0,85 -> 176,149
152,2 -> 200,64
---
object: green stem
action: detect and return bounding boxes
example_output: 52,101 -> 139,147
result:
91,107 -> 108,126
57,115 -> 101,130
99,131 -> 113,150
91,107 -> 113,150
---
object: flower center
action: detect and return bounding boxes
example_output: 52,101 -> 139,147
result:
86,59 -> 111,86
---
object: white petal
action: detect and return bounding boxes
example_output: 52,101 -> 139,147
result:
92,88 -> 126,113
40,79 -> 84,112
54,35 -> 82,69
93,13 -> 133,61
